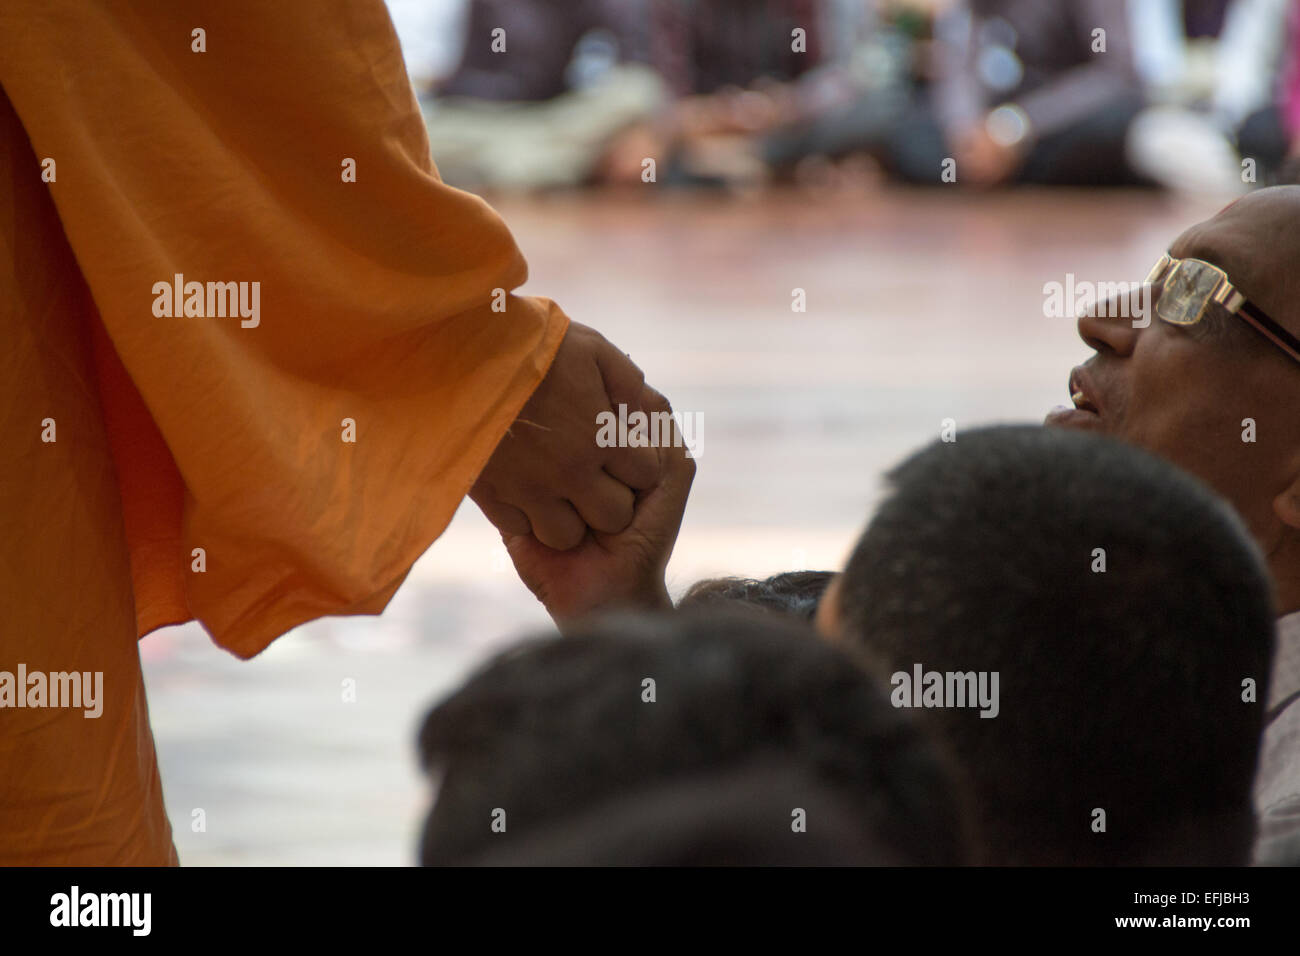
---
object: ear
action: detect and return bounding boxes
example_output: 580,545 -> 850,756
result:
814,574 -> 843,642
1273,473 -> 1300,531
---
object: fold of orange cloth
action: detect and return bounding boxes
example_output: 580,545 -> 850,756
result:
0,0 -> 566,863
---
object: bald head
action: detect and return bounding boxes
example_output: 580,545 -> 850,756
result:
1170,186 -> 1300,340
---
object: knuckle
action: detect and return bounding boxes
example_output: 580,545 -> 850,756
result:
642,385 -> 671,414
589,487 -> 634,532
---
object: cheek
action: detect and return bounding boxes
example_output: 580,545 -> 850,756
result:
1117,348 -> 1236,465
1115,349 -> 1189,436
1128,382 -> 1273,524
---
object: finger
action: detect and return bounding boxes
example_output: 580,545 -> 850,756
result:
526,498 -> 589,552
470,482 -> 532,536
603,441 -> 661,491
594,337 -> 648,412
661,428 -> 698,504
595,403 -> 696,554
636,418 -> 697,530
570,472 -> 636,535
603,381 -> 674,489
640,383 -> 672,418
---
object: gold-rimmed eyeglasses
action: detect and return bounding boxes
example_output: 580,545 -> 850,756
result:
1145,253 -> 1300,364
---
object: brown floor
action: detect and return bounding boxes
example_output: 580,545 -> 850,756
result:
141,186 -> 1230,864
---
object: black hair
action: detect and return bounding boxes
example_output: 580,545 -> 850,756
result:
676,570 -> 835,621
465,760 -> 910,866
418,609 -> 968,865
835,424 -> 1275,865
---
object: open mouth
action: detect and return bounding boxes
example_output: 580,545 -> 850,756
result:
1068,369 -> 1101,416
1069,389 -> 1099,415
1045,369 -> 1103,429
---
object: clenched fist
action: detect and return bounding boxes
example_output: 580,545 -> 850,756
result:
501,386 -> 696,624
471,321 -> 663,550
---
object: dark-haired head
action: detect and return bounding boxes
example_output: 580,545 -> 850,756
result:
419,609 -> 969,865
821,424 -> 1275,865
465,761 -> 909,866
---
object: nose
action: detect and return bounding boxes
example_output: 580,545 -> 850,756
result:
1077,298 -> 1141,358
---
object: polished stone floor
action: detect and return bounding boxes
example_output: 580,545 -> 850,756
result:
141,186 -> 1227,864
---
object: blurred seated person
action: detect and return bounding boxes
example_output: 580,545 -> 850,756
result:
760,1 -> 949,188
1126,0 -> 1295,191
419,0 -> 667,190
418,609 -> 970,865
460,761 -> 913,865
924,0 -> 1151,186
422,0 -> 849,190
642,0 -> 835,187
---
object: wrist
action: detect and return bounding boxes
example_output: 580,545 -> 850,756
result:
607,578 -> 672,615
642,580 -> 673,613
547,577 -> 672,631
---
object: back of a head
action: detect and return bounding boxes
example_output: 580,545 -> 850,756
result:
835,424 -> 1275,865
465,761 -> 902,866
418,609 -> 968,865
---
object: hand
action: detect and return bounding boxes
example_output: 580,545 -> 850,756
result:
596,123 -> 668,186
471,321 -> 661,550
954,125 -> 1023,186
501,386 -> 696,625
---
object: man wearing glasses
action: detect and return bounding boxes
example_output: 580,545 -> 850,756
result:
1047,185 -> 1300,863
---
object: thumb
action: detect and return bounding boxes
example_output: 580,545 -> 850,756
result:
624,384 -> 696,539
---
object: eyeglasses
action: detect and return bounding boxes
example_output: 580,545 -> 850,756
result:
1145,253 -> 1300,365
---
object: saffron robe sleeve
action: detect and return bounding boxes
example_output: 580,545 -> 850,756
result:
0,0 -> 569,660
0,1 -> 566,863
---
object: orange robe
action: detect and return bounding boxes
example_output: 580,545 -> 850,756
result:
0,1 -> 568,863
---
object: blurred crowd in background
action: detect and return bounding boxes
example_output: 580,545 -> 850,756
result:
386,0 -> 1300,194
